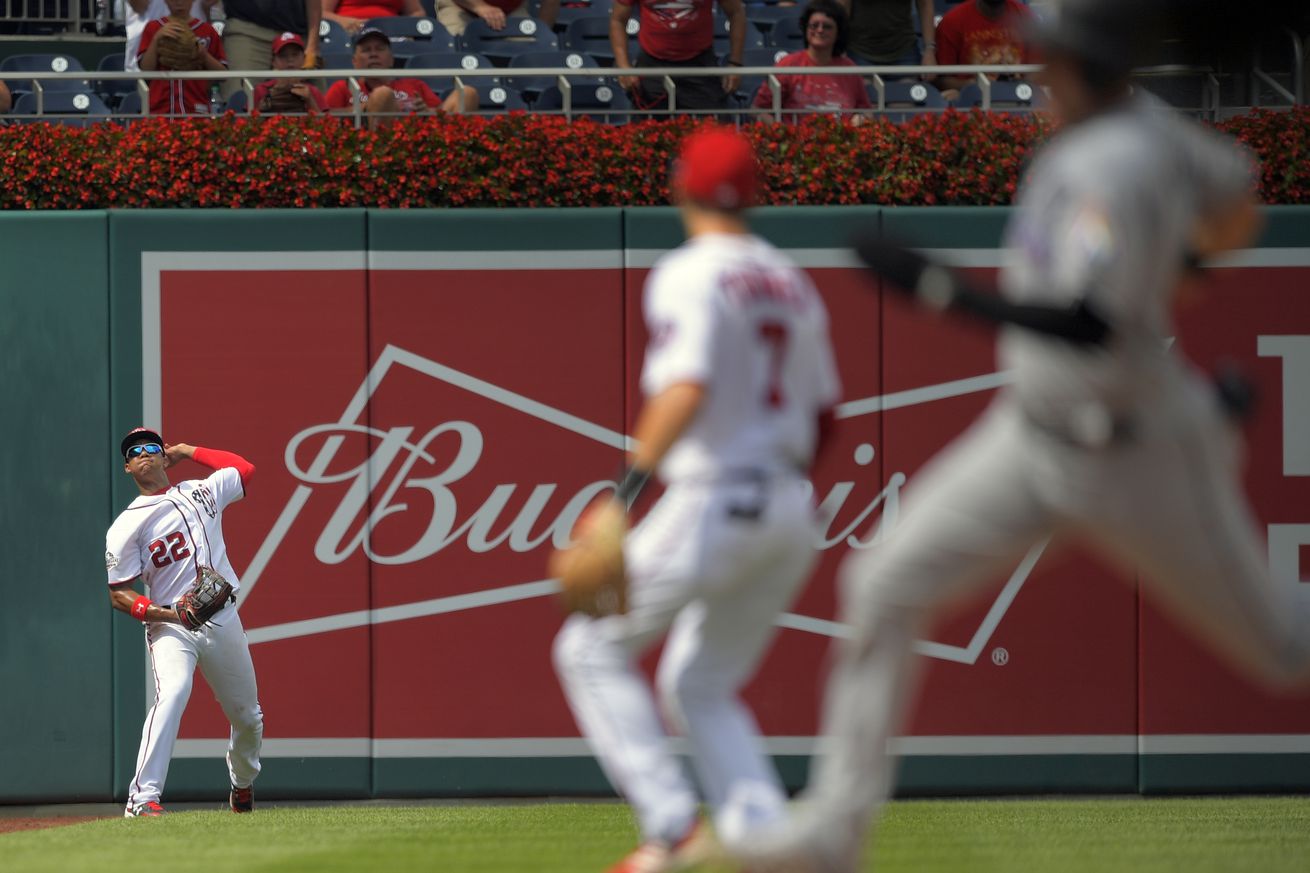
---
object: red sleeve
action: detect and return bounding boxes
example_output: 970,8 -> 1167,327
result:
324,80 -> 351,109
138,19 -> 162,60
935,10 -> 962,65
308,85 -> 330,111
252,80 -> 272,106
191,447 -> 256,484
415,79 -> 442,108
200,24 -> 227,66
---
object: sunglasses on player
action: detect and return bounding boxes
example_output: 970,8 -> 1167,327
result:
126,443 -> 164,459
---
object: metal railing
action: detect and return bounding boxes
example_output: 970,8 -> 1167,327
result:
2,63 -> 1056,125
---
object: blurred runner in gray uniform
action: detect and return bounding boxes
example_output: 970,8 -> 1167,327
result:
714,1 -> 1310,871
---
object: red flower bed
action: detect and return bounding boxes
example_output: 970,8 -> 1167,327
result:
0,107 -> 1304,209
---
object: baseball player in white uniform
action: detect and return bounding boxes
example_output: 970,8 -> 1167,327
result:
720,2 -> 1310,871
552,126 -> 841,873
106,427 -> 263,817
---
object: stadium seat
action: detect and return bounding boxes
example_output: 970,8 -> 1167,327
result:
95,52 -> 134,105
564,15 -> 636,66
362,16 -> 457,53
768,16 -> 805,50
552,0 -> 615,32
458,18 -> 558,66
477,83 -> 530,113
746,4 -> 800,39
317,19 -> 351,50
12,89 -> 111,126
880,79 -> 948,109
404,51 -> 499,93
1,53 -> 89,93
116,90 -> 144,115
534,82 -> 630,124
224,90 -> 250,113
711,13 -> 766,54
732,46 -> 790,105
506,50 -> 602,98
953,80 -> 1045,110
321,48 -> 355,72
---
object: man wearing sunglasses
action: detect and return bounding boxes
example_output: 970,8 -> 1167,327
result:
106,428 -> 263,818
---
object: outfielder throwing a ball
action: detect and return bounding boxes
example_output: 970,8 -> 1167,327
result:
723,1 -> 1310,870
106,428 -> 263,817
552,126 -> 841,873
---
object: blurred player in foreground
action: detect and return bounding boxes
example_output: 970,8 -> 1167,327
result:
552,126 -> 841,873
709,0 -> 1310,870
106,429 -> 263,817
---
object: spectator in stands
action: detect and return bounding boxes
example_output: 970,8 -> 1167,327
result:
437,0 -> 560,37
323,0 -> 425,36
839,0 -> 937,68
123,0 -> 210,73
138,0 -> 228,116
324,26 -> 478,127
613,0 -> 747,115
935,0 -> 1033,100
254,32 -> 330,114
0,80 -> 10,115
754,0 -> 872,122
220,1 -> 322,101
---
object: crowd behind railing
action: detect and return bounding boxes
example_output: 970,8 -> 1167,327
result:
0,0 -> 1301,127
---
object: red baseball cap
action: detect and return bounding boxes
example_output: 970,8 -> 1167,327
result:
272,31 -> 306,55
672,125 -> 759,211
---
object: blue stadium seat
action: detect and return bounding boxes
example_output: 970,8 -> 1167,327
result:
116,90 -> 143,115
458,18 -> 558,66
953,80 -> 1045,110
564,15 -> 636,66
478,83 -> 530,113
711,13 -> 767,54
404,51 -> 499,93
1,53 -> 89,93
506,50 -> 602,98
95,52 -> 133,104
552,0 -> 615,32
534,82 -> 630,124
224,90 -> 250,113
731,46 -> 791,105
745,4 -> 800,39
12,89 -> 111,126
768,16 -> 805,50
317,19 -> 351,50
881,80 -> 948,109
362,16 -> 457,52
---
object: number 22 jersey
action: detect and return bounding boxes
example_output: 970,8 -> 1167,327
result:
105,467 -> 245,606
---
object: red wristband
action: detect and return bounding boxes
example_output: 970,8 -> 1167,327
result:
131,595 -> 152,621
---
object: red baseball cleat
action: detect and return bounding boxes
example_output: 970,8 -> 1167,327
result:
230,785 -> 254,813
124,801 -> 166,818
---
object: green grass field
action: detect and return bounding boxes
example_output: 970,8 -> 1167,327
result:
4,797 -> 1309,872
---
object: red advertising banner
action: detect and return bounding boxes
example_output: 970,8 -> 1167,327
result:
147,245 -> 1310,774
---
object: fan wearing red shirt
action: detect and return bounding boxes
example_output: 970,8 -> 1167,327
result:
612,0 -> 747,114
323,0 -> 424,36
753,0 -> 871,123
936,0 -> 1034,97
324,26 -> 478,128
138,0 -> 227,116
437,0 -> 560,36
253,32 -> 330,114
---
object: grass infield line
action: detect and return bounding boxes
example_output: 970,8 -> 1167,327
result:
1,797 -> 1308,872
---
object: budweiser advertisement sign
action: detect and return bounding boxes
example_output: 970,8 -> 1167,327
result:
145,245 -> 1310,762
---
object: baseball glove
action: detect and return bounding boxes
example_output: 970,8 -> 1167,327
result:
549,499 -> 629,617
175,565 -> 236,630
260,80 -> 309,113
156,17 -> 203,71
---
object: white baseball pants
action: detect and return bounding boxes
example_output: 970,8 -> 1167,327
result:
783,384 -> 1310,871
554,474 -> 818,846
126,602 -> 263,809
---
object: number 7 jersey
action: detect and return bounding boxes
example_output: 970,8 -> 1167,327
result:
105,467 -> 246,606
641,232 -> 841,483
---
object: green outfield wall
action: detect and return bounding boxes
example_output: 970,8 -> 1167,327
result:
1,207 -> 1308,806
